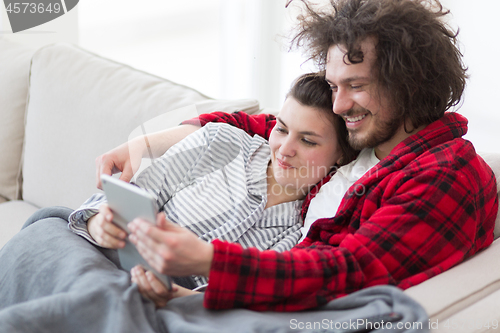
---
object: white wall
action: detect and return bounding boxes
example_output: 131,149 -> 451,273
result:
78,0 -> 222,100
77,0 -> 305,110
1,0 -> 497,153
220,0 -> 286,110
440,0 -> 500,153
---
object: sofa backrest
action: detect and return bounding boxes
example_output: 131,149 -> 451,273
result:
0,39 -> 36,202
480,152 -> 500,238
21,43 -> 258,210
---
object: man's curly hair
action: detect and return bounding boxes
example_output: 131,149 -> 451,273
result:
291,0 -> 468,129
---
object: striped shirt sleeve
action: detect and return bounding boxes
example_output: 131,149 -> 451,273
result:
68,193 -> 107,246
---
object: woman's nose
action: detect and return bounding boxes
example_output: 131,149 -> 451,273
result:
279,137 -> 296,157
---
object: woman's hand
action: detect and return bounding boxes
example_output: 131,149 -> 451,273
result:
131,265 -> 199,308
128,213 -> 214,277
87,204 -> 127,249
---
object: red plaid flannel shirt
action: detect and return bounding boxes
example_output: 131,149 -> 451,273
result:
182,112 -> 498,311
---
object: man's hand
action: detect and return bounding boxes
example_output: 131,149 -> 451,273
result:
87,204 -> 127,249
131,265 -> 199,308
95,140 -> 142,189
95,124 -> 201,189
128,213 -> 214,277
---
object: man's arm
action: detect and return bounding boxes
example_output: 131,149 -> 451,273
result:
203,160 -> 497,311
181,111 -> 276,140
96,112 -> 276,188
126,159 -> 496,311
96,124 -> 200,188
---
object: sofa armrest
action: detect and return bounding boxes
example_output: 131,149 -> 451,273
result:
405,238 -> 500,322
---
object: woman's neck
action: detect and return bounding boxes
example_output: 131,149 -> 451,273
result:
265,162 -> 306,209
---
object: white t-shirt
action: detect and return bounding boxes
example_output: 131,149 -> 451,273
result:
299,148 -> 380,242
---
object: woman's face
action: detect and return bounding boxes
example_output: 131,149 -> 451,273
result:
268,97 -> 342,196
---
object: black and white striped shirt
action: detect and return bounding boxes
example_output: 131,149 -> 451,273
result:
69,123 -> 303,287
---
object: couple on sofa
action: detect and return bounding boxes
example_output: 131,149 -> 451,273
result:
89,0 -> 497,311
68,71 -> 355,306
0,0 -> 497,318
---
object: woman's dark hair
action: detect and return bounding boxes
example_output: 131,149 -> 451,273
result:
291,0 -> 468,130
287,72 -> 358,165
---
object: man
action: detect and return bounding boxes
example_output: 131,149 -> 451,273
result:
96,0 -> 498,311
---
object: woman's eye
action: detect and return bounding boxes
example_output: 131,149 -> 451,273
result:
276,127 -> 287,134
302,139 -> 317,146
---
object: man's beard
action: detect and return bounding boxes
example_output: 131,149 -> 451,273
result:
346,109 -> 403,150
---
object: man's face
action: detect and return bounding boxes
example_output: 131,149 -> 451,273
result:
325,38 -> 403,153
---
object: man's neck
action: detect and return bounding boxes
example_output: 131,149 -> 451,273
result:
374,122 -> 426,160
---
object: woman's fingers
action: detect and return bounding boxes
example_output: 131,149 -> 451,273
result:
87,204 -> 127,249
95,217 -> 126,248
145,270 -> 171,297
131,266 -> 170,308
132,266 -> 155,297
100,218 -> 127,240
98,203 -> 114,221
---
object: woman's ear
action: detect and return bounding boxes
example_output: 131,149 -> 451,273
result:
336,155 -> 344,167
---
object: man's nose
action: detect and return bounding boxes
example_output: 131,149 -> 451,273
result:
332,88 -> 354,115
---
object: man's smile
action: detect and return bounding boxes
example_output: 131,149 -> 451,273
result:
344,114 -> 368,123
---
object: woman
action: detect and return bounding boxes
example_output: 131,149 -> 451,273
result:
69,73 -> 355,304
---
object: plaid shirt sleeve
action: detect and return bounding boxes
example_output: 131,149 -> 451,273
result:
205,239 -> 363,311
181,111 -> 276,140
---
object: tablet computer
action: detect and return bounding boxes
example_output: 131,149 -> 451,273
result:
101,174 -> 172,290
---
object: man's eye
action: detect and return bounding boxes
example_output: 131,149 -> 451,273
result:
329,86 -> 338,92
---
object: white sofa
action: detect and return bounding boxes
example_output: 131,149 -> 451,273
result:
1,38 -> 499,332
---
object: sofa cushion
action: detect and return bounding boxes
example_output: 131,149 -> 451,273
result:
430,288 -> 500,332
0,200 -> 40,249
22,43 -> 258,210
0,39 -> 36,201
